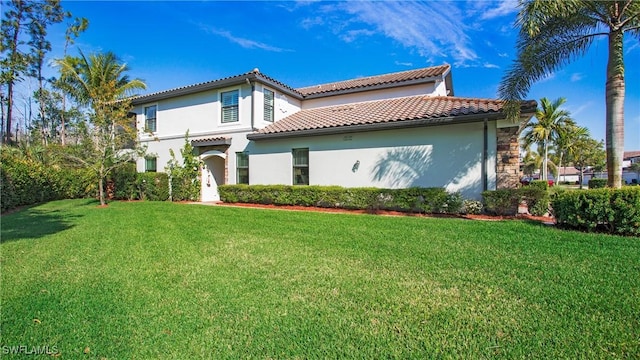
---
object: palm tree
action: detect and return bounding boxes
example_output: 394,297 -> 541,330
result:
521,97 -> 574,182
500,0 -> 639,188
55,51 -> 146,205
554,124 -> 590,182
522,148 -> 557,181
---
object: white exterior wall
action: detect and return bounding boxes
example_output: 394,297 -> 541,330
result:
301,83 -> 441,110
134,82 -> 301,173
247,122 -> 498,199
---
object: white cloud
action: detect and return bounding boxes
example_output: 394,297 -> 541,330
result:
300,16 -> 324,30
394,61 -> 414,67
340,29 -> 376,43
478,0 -> 519,20
498,52 -> 509,58
339,1 -> 478,67
483,63 -> 500,69
199,25 -> 291,52
571,73 -> 584,82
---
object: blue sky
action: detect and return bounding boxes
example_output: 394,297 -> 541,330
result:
27,1 -> 640,150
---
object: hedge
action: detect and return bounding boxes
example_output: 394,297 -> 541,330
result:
1,154 -> 97,213
588,178 -> 608,189
218,185 -> 463,214
482,187 -> 549,216
552,187 -> 640,236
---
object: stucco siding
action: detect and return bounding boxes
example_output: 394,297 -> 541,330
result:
247,122 -> 500,199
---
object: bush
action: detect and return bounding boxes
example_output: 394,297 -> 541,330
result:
529,180 -> 549,190
1,149 -> 97,213
111,163 -> 138,200
482,189 -> 520,216
588,178 -> 607,189
218,185 -> 462,214
462,199 -> 483,215
136,172 -> 169,201
482,187 -> 550,216
552,187 -> 640,236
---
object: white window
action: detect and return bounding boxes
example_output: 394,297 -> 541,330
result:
293,148 -> 309,185
144,105 -> 157,132
221,90 -> 239,123
145,157 -> 157,172
264,89 -> 274,122
236,152 -> 249,184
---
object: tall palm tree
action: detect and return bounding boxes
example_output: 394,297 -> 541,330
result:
55,51 -> 145,205
499,0 -> 639,188
554,124 -> 590,182
521,97 -> 574,182
522,148 -> 557,180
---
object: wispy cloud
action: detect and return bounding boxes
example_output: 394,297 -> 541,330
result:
483,63 -> 500,69
198,24 -> 291,52
394,61 -> 414,67
571,73 -> 584,82
478,0 -> 519,20
338,2 -> 477,67
340,29 -> 376,43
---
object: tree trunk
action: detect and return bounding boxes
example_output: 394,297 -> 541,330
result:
542,139 -> 548,182
6,81 -> 14,145
605,29 -> 625,188
99,166 -> 106,206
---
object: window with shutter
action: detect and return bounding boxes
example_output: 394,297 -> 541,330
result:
221,90 -> 239,123
264,89 -> 274,122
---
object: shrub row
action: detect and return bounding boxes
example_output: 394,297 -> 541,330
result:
552,187 -> 640,236
588,178 -> 608,189
1,155 -> 96,213
110,164 -> 197,202
482,187 -> 550,216
218,185 -> 463,214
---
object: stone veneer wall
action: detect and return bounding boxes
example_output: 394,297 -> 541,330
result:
496,127 -> 520,189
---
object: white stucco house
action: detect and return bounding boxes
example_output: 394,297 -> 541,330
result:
129,65 -> 536,201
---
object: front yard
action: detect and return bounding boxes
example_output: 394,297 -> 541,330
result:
1,199 -> 638,358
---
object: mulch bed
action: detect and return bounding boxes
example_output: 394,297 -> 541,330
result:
216,202 -> 555,224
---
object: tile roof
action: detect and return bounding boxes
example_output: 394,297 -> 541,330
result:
296,65 -> 451,97
624,151 -> 640,159
191,136 -> 231,146
249,96 -> 537,139
131,69 -> 302,104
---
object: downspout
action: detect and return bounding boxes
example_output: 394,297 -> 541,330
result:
482,118 -> 488,191
248,78 -> 256,131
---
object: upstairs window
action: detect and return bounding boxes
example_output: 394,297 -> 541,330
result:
292,148 -> 309,185
221,90 -> 239,123
264,89 -> 274,122
145,157 -> 157,172
236,152 -> 249,184
144,105 -> 157,132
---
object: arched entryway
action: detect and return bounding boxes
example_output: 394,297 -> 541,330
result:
200,150 -> 226,202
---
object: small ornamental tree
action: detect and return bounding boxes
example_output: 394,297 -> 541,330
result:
165,131 -> 201,201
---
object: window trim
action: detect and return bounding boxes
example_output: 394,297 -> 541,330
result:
236,152 -> 249,184
263,88 -> 274,122
144,104 -> 157,133
292,148 -> 309,185
145,156 -> 157,173
221,89 -> 240,123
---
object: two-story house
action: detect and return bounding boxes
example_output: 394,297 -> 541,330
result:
130,65 -> 536,201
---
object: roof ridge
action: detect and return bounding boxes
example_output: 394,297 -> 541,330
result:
296,64 -> 450,91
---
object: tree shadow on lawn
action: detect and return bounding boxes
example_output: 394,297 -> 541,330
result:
0,201 -> 90,243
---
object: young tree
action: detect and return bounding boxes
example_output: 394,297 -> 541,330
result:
500,0 -> 639,188
56,51 -> 146,205
521,97 -> 574,182
554,124 -> 590,183
568,137 -> 606,189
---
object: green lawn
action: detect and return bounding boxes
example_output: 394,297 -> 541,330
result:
1,199 -> 639,358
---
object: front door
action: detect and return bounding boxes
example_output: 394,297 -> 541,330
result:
201,154 -> 225,202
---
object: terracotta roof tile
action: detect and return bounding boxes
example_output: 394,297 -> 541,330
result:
254,96 -> 535,137
296,65 -> 450,96
624,151 -> 640,159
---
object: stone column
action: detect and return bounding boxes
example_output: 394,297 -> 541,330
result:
496,127 -> 520,189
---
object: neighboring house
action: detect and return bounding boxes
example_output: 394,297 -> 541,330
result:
130,65 -> 536,201
624,151 -> 640,168
556,167 -> 581,183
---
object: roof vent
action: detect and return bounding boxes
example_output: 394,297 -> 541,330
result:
252,68 -> 260,73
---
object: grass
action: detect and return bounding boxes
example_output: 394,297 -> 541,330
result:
1,199 -> 639,358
